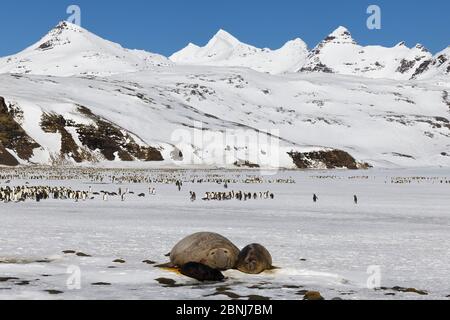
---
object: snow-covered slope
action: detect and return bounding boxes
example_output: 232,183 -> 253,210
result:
299,26 -> 436,80
1,66 -> 449,168
0,22 -> 172,77
170,30 -> 308,74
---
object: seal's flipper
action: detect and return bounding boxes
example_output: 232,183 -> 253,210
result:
164,252 -> 171,257
155,263 -> 181,275
154,262 -> 176,269
269,265 -> 281,271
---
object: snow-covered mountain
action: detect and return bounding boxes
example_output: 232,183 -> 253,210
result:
0,22 -> 448,80
170,29 -> 308,74
0,22 -> 449,169
299,26 -> 437,80
0,22 -> 172,77
171,26 -> 450,80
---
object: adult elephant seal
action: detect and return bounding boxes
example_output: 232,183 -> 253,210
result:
168,232 -> 240,271
236,244 -> 273,274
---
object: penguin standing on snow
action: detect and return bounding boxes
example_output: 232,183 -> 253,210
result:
313,194 -> 318,203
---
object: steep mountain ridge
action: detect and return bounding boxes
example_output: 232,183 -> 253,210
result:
0,22 -> 448,79
299,26 -> 437,80
170,29 -> 309,75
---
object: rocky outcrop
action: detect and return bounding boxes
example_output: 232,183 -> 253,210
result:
40,106 -> 164,163
0,97 -> 40,166
300,62 -> 334,74
443,91 -> 450,110
234,160 -> 260,168
397,59 -> 416,74
0,144 -> 19,166
40,113 -> 91,163
411,60 -> 432,79
288,149 -> 370,170
76,106 -> 163,162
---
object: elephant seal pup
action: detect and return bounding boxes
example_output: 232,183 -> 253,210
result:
180,262 -> 225,282
163,232 -> 240,271
236,244 -> 273,274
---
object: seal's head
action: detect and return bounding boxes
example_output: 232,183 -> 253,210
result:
236,244 -> 273,274
205,248 -> 235,270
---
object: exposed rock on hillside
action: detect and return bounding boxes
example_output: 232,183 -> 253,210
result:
0,97 -> 40,165
288,150 -> 370,170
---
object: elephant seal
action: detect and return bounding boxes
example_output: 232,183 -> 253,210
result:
236,244 -> 273,274
180,262 -> 225,282
164,232 -> 240,271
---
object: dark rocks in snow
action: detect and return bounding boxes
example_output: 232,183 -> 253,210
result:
234,160 -> 260,168
0,97 -> 40,165
378,286 -> 428,296
443,91 -> 450,110
113,259 -> 126,264
76,106 -> 163,162
45,290 -> 64,295
38,40 -> 54,51
0,144 -> 19,167
391,153 -> 415,159
247,295 -> 271,301
0,277 -> 19,282
397,59 -> 416,74
41,113 -> 87,163
411,59 -> 433,79
288,149 -> 369,170
436,54 -> 448,66
300,62 -> 334,74
38,105 -> 164,164
393,287 -> 428,295
76,252 -> 92,257
155,278 -> 178,287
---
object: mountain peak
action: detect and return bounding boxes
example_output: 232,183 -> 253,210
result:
211,29 -> 241,46
0,20 -> 171,76
280,38 -> 308,51
186,42 -> 200,49
330,26 -> 350,36
30,21 -> 91,52
285,38 -> 307,46
49,21 -> 85,36
414,43 -> 429,53
324,26 -> 356,45
55,21 -> 81,30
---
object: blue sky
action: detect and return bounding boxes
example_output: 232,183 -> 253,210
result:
0,0 -> 449,57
